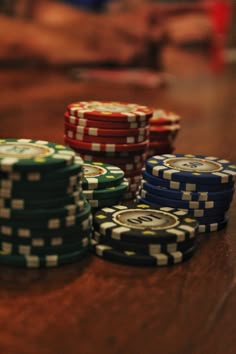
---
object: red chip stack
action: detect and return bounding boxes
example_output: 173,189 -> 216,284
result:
147,109 -> 181,158
64,101 -> 153,202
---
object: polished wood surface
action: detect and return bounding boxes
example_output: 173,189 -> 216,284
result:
0,65 -> 236,354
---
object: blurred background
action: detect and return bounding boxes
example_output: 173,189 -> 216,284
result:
0,0 -> 235,76
0,0 -> 235,147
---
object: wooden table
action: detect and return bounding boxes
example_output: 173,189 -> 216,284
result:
0,65 -> 235,354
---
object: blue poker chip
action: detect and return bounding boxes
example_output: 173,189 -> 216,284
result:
146,154 -> 236,185
198,219 -> 228,233
136,196 -> 230,218
141,179 -> 235,202
140,189 -> 232,211
142,171 -> 235,192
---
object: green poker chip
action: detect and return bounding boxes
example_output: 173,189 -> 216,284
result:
0,197 -> 87,221
82,161 -> 124,190
83,178 -> 128,200
0,212 -> 92,238
0,139 -> 76,172
0,156 -> 83,182
0,201 -> 91,231
0,236 -> 90,256
0,246 -> 89,268
0,191 -> 82,210
88,197 -> 123,209
0,225 -> 92,247
0,184 -> 79,200
0,174 -> 81,193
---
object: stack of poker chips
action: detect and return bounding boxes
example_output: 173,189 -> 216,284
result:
0,139 -> 92,268
91,204 -> 198,267
138,154 -> 236,233
81,161 -> 128,211
147,109 -> 180,158
64,101 -> 153,202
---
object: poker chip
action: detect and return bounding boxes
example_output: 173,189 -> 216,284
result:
198,219 -> 228,233
0,201 -> 91,229
0,236 -> 90,256
65,121 -> 149,137
147,109 -> 181,158
140,189 -> 232,210
0,191 -> 82,210
0,139 -> 76,173
93,231 -> 196,255
91,239 -> 195,267
65,136 -> 149,153
0,142 -> 94,267
67,101 -> 153,122
149,110 -> 180,125
141,180 -> 235,202
139,154 -> 235,233
78,153 -> 146,165
0,156 -> 83,182
142,170 -> 235,192
0,175 -> 81,193
82,162 -> 124,190
136,196 -> 230,218
0,198 -> 87,221
65,131 -> 147,144
93,204 -> 198,244
0,247 -> 89,268
83,179 -> 128,200
65,101 -> 152,202
65,113 -> 148,129
0,212 -> 92,238
146,154 -> 236,185
0,227 -> 92,248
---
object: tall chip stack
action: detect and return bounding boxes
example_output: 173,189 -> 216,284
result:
91,204 -> 199,267
147,110 -> 181,158
0,139 -> 92,268
138,154 -> 236,233
64,101 -> 153,202
81,161 -> 128,212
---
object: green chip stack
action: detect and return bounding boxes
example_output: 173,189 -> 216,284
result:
82,161 -> 128,212
0,138 -> 92,268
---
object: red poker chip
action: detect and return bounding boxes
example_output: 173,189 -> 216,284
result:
113,162 -> 144,172
149,141 -> 173,148
147,146 -> 174,157
124,169 -> 143,178
65,130 -> 147,144
78,153 -> 146,165
68,146 -> 147,159
126,175 -> 142,185
67,101 -> 153,122
65,136 -> 149,152
64,121 -> 149,137
149,124 -> 180,132
149,136 -> 174,144
64,113 -> 147,129
122,191 -> 138,201
149,110 -> 180,126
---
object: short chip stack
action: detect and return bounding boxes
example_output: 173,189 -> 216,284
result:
91,204 -> 198,267
0,139 -> 92,268
147,110 -> 180,158
138,154 -> 236,233
81,161 -> 128,211
64,101 -> 153,202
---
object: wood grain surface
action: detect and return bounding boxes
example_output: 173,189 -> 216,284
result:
0,65 -> 235,354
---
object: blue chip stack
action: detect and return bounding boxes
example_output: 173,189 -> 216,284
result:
138,154 -> 236,233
